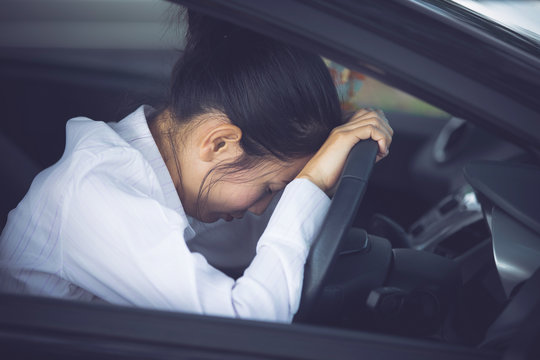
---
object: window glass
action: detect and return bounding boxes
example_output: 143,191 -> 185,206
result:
450,0 -> 540,43
325,60 -> 448,118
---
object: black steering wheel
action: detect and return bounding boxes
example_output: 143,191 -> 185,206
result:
296,140 -> 379,320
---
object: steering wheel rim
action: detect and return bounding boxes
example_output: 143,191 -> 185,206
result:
295,140 -> 379,320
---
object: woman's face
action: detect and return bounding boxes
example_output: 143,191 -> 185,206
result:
197,157 -> 310,223
151,110 -> 312,223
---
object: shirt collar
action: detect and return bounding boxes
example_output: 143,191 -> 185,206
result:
109,105 -> 196,240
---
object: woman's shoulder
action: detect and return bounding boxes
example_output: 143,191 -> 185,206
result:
28,116 -> 155,206
64,116 -> 132,157
9,107 -> 179,234
59,115 -> 157,179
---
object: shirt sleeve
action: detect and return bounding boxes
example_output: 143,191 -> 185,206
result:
61,156 -> 330,322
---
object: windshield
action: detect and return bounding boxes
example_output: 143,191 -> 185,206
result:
450,0 -> 540,43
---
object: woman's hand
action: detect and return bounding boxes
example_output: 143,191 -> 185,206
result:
296,108 -> 393,196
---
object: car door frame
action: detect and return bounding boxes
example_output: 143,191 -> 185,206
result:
0,293 -> 498,360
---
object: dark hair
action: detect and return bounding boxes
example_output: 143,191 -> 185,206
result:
170,10 -> 342,160
168,10 -> 342,216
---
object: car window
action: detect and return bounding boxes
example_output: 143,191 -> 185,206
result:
410,0 -> 540,58
325,59 -> 448,119
450,0 -> 540,43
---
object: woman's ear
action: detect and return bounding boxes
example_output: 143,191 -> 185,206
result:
199,123 -> 242,162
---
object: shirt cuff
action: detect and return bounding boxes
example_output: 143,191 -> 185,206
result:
257,178 -> 331,256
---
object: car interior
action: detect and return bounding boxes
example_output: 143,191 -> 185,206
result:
1,0 -> 539,358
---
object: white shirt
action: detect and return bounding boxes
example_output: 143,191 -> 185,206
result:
0,105 -> 330,322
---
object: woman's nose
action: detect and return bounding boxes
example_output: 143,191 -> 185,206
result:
248,195 -> 274,215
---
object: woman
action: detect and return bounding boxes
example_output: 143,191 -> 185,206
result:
0,10 -> 392,322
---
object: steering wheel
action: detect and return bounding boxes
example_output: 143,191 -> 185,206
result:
295,140 -> 379,320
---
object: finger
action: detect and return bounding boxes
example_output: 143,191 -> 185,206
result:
348,112 -> 391,135
340,122 -> 392,156
368,124 -> 391,156
357,112 -> 393,139
336,116 -> 393,148
376,110 -> 394,135
349,109 -> 379,122
379,117 -> 393,138
354,108 -> 373,117
338,115 -> 385,131
339,119 -> 393,150
350,109 -> 393,136
345,108 -> 381,122
376,149 -> 389,163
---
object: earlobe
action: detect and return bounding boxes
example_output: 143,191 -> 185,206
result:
199,124 -> 242,162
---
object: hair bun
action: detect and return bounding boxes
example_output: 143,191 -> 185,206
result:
184,9 -> 243,56
170,9 -> 342,164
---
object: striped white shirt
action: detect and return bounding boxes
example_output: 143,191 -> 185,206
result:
0,105 -> 330,322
